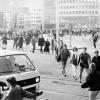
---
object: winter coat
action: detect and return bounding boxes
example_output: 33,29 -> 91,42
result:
38,37 -> 44,46
44,41 -> 50,52
3,84 -> 36,100
60,48 -> 70,62
2,36 -> 8,45
81,71 -> 100,91
92,56 -> 100,72
78,52 -> 91,68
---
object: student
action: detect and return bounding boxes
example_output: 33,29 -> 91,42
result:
60,44 -> 70,77
78,47 -> 91,83
81,63 -> 100,100
3,77 -> 43,100
92,50 -> 100,72
44,39 -> 50,54
70,47 -> 78,80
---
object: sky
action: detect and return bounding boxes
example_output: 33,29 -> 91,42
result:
23,0 -> 43,9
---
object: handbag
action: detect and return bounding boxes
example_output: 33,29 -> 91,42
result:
56,53 -> 61,62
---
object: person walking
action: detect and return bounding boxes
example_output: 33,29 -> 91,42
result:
70,47 -> 78,80
93,33 -> 99,48
51,38 -> 55,53
17,34 -> 24,50
3,77 -> 43,100
25,35 -> 31,50
78,47 -> 91,83
81,63 -> 100,100
54,39 -> 60,58
31,35 -> 37,53
13,34 -> 19,49
44,39 -> 50,54
38,35 -> 45,53
1,34 -> 8,49
60,44 -> 71,77
92,50 -> 100,72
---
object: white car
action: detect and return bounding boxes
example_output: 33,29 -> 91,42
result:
0,50 -> 40,99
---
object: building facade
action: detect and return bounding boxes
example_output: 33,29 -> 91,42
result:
58,0 -> 100,29
44,0 -> 56,30
30,9 -> 43,26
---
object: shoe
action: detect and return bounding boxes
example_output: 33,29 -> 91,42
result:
73,76 -> 77,80
62,71 -> 64,75
35,91 -> 43,97
64,74 -> 67,77
79,80 -> 82,83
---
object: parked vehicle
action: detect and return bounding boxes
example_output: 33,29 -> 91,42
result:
0,50 -> 41,99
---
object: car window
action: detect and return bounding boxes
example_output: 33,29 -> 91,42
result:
0,54 -> 35,75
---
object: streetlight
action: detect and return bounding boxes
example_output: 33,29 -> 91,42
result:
69,24 -> 73,47
56,0 -> 59,40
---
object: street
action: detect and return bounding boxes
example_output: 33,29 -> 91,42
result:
1,35 -> 100,100
0,0 -> 100,100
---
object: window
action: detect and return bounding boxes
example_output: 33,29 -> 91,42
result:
92,11 -> 94,14
92,5 -> 94,9
0,55 -> 35,74
89,11 -> 91,14
95,11 -> 98,14
73,6 -> 75,8
82,11 -> 85,14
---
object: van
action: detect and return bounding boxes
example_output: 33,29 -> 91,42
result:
0,50 -> 40,99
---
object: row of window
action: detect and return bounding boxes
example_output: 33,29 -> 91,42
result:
60,11 -> 98,14
59,0 -> 97,3
60,16 -> 99,22
60,5 -> 98,9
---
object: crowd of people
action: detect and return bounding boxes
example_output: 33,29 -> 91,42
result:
53,38 -> 100,100
0,29 -> 100,100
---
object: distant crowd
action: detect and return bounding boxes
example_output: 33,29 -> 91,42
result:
0,29 -> 100,100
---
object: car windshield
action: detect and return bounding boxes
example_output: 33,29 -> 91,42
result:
0,54 -> 35,75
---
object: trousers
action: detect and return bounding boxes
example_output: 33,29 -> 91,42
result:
72,64 -> 77,77
89,90 -> 99,100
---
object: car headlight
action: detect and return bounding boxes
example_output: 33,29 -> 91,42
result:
36,77 -> 40,83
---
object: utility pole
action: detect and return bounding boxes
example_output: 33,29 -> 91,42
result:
56,0 -> 59,40
69,24 -> 73,47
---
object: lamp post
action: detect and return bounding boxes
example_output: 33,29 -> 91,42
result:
69,24 -> 73,47
56,0 -> 59,40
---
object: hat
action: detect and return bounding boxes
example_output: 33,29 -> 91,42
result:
94,50 -> 99,54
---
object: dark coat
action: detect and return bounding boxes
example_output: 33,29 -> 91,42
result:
2,36 -> 8,45
25,36 -> 31,45
93,35 -> 98,43
81,71 -> 100,91
4,84 -> 36,100
92,56 -> 100,72
18,36 -> 24,48
60,48 -> 70,62
38,37 -> 44,46
44,41 -> 50,52
78,52 -> 91,68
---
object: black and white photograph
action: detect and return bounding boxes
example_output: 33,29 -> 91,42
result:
0,0 -> 100,100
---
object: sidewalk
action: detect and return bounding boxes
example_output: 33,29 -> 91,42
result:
38,75 -> 100,100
